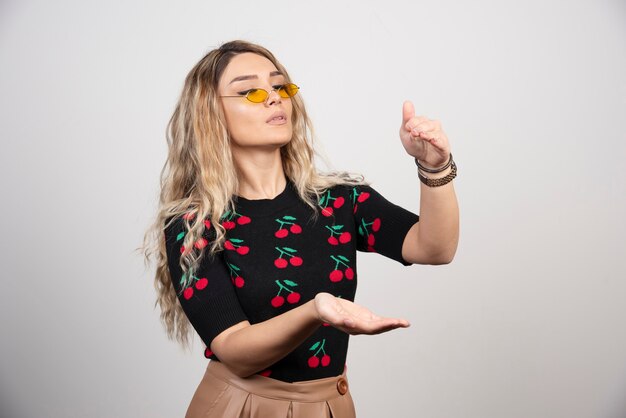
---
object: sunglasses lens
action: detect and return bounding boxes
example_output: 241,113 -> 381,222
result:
247,89 -> 268,103
281,83 -> 299,98
244,84 -> 299,103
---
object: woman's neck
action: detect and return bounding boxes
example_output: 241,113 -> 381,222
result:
233,148 -> 287,200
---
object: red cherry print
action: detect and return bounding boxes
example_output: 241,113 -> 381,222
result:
275,258 -> 288,268
180,245 -> 186,254
275,228 -> 289,238
237,215 -> 251,225
224,240 -> 235,250
195,278 -> 208,289
271,295 -> 285,308
345,268 -> 354,280
327,236 -> 339,245
329,269 -> 343,282
321,354 -> 331,367
367,234 -> 376,246
308,356 -> 320,368
259,370 -> 272,377
236,246 -> 249,255
183,287 -> 194,300
203,219 -> 211,229
333,196 -> 345,208
339,231 -> 351,244
289,256 -> 303,266
222,220 -> 236,229
204,347 -> 213,358
372,218 -> 381,232
367,245 -> 375,252
287,292 -> 301,304
357,192 -> 370,202
233,276 -> 245,288
194,238 -> 208,249
182,212 -> 196,220
290,224 -> 302,234
321,207 -> 333,217
322,322 -> 330,327
353,204 -> 358,214
309,339 -> 329,367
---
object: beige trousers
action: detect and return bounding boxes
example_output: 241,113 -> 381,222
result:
185,360 -> 357,418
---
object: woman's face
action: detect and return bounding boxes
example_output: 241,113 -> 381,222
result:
218,52 -> 293,150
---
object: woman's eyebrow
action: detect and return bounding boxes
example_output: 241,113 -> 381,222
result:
228,70 -> 284,85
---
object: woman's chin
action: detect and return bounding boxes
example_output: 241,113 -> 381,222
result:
269,133 -> 293,147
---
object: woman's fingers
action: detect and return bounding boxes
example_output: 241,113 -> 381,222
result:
343,316 -> 410,335
408,120 -> 437,135
398,105 -> 451,166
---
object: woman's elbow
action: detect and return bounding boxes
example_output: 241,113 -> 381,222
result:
429,255 -> 454,265
426,248 -> 457,265
213,356 -> 259,378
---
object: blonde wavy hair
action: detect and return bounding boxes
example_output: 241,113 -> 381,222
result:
140,39 -> 369,352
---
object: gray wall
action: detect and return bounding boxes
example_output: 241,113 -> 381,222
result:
1,0 -> 625,417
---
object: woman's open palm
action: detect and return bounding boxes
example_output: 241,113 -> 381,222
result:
314,292 -> 410,335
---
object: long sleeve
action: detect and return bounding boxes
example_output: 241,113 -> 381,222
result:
164,216 -> 249,349
350,184 -> 420,266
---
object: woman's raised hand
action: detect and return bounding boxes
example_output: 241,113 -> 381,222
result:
314,292 -> 410,335
399,100 -> 451,169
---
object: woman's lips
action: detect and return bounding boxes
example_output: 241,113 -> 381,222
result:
266,116 -> 287,125
266,111 -> 287,123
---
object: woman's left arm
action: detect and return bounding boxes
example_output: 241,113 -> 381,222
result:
398,100 -> 459,265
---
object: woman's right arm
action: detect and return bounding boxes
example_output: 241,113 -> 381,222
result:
165,216 -> 408,378
212,294 -> 409,378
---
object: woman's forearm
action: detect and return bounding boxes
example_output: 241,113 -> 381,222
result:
212,299 -> 322,377
417,166 -> 459,263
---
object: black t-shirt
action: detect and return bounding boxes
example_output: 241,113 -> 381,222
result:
164,179 -> 419,382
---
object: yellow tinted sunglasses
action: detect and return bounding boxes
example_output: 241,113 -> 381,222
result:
220,83 -> 299,104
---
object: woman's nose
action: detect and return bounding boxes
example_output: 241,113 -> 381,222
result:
265,89 -> 282,106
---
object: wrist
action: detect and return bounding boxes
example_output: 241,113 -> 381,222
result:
416,156 -> 457,187
310,296 -> 324,325
414,153 -> 452,173
417,165 -> 452,180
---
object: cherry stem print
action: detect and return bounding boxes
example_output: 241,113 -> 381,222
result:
224,237 -> 250,255
220,209 -> 251,229
359,217 -> 381,233
328,255 -> 354,282
274,247 -> 303,268
318,191 -> 345,217
351,187 -> 370,214
325,224 -> 351,245
351,188 -> 370,205
308,339 -> 331,368
358,218 -> 380,248
226,262 -> 245,288
176,217 -> 212,253
180,268 -> 209,299
175,227 -> 189,254
274,215 -> 302,238
271,279 -> 301,307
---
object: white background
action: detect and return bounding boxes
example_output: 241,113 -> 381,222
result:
1,1 -> 625,417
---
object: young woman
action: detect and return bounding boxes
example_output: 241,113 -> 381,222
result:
142,39 -> 459,417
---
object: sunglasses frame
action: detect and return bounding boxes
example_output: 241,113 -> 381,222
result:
220,83 -> 299,104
